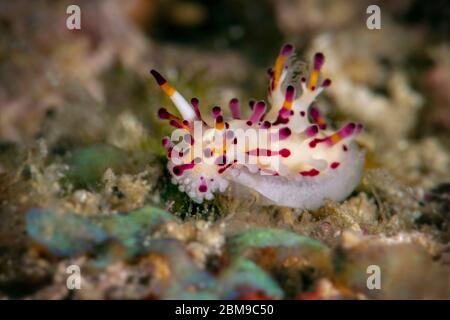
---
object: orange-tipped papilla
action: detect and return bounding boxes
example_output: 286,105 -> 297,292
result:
150,69 -> 197,121
328,123 -> 357,145
272,44 -> 294,90
308,52 -> 325,91
282,85 -> 295,110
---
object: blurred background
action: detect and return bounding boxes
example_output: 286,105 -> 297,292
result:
0,0 -> 449,300
0,0 -> 449,143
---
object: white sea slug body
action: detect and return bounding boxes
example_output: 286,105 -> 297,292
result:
150,44 -> 365,209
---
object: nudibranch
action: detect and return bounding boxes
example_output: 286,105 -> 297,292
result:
150,44 -> 365,209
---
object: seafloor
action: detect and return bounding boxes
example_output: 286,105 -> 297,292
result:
0,0 -> 449,299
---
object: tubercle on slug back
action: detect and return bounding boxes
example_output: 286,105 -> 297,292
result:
150,44 -> 364,206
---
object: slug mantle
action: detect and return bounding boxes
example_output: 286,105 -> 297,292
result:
151,44 -> 365,209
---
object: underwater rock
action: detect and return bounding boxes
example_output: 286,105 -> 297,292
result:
26,206 -> 177,258
227,227 -> 332,297
227,228 -> 326,256
26,212 -> 290,299
26,208 -> 108,257
144,240 -> 283,299
65,237 -> 283,300
95,207 -> 178,257
141,239 -> 217,299
160,219 -> 225,267
334,233 -> 450,299
218,257 -> 283,299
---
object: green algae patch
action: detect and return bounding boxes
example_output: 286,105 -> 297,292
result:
95,207 -> 179,256
66,144 -> 128,189
26,206 -> 177,258
218,257 -> 284,299
226,228 -> 333,298
26,208 -> 108,257
227,228 -> 327,255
